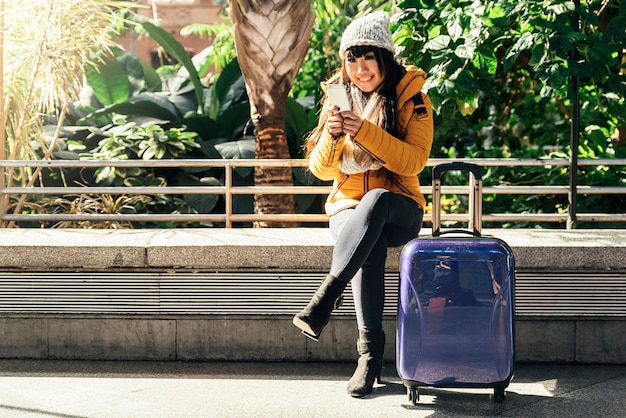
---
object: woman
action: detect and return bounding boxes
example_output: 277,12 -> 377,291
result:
292,11 -> 434,397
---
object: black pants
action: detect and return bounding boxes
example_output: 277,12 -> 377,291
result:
329,188 -> 423,330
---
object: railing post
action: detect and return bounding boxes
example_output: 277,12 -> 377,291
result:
0,0 -> 5,227
0,161 -> 5,228
567,0 -> 581,230
225,162 -> 232,228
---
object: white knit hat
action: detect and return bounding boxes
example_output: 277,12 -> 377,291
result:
339,11 -> 395,57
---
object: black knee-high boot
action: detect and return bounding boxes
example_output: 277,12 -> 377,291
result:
346,328 -> 385,397
292,274 -> 346,341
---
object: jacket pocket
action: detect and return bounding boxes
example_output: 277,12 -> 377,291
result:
328,174 -> 350,201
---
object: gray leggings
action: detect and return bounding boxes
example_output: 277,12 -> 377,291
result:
329,188 -> 424,331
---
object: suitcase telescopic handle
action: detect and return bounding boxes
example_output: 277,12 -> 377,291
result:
431,162 -> 483,237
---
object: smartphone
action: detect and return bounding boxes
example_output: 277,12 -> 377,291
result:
327,84 -> 351,112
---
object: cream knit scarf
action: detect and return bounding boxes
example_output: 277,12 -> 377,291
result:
338,85 -> 387,174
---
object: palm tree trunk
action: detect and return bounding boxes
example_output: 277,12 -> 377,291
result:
230,0 -> 315,227
252,109 -> 295,227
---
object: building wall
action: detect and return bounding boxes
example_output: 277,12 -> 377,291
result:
117,0 -> 223,66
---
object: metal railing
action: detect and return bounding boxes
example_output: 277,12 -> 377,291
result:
1,158 -> 625,228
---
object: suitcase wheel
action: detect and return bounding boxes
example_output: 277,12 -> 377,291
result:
407,387 -> 419,405
493,386 -> 506,403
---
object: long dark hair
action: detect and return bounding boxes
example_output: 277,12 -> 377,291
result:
304,46 -> 406,157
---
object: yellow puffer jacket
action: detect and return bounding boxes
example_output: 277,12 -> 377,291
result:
309,65 -> 434,215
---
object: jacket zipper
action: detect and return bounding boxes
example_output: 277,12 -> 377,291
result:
353,140 -> 386,165
328,174 -> 349,201
327,137 -> 339,166
363,171 -> 369,193
389,173 -> 413,195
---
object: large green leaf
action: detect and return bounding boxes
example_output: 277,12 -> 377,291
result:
184,177 -> 221,214
424,34 -> 451,51
171,171 -> 220,215
603,16 -> 626,43
142,21 -> 206,115
182,114 -> 223,143
285,98 -> 309,139
89,93 -> 181,121
116,52 -> 153,96
214,138 -> 255,159
215,137 -> 255,178
115,51 -> 162,94
232,194 -> 254,220
84,59 -> 131,105
140,61 -> 163,93
216,102 -> 251,138
211,58 -> 245,119
167,86 -> 199,117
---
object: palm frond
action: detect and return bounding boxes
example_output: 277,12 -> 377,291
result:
3,0 -> 137,160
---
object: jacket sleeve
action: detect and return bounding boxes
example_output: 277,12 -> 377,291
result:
351,93 -> 434,177
308,130 -> 346,181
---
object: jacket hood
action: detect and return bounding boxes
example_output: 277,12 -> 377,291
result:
396,65 -> 427,107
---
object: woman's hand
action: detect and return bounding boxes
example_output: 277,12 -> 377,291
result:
326,107 -> 363,137
326,106 -> 344,138
340,111 -> 362,136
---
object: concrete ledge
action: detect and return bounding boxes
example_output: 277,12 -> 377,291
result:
1,228 -> 625,364
1,315 -> 624,364
1,228 -> 626,271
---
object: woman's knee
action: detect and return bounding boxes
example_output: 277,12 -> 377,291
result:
361,188 -> 390,205
358,189 -> 392,217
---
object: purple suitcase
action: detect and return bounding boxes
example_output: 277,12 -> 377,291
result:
397,162 -> 515,404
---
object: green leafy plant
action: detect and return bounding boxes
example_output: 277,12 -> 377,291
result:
83,115 -> 200,182
1,0 -> 137,227
40,193 -> 152,229
142,21 -> 207,114
48,20 -> 321,227
14,0 -> 624,228
393,0 -> 625,227
180,21 -> 237,84
395,0 -> 625,153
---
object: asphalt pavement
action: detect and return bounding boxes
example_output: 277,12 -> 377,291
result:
1,360 -> 625,417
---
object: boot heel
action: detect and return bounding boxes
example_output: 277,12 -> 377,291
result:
301,330 -> 319,342
375,364 -> 383,384
292,275 -> 346,341
292,316 -> 319,340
